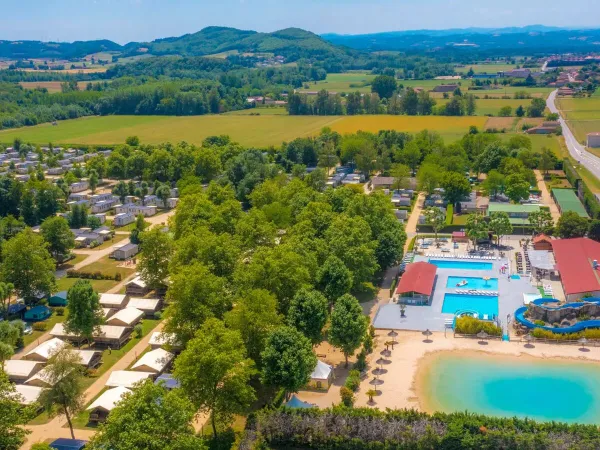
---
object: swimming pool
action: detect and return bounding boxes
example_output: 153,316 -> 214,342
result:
429,259 -> 493,271
446,276 -> 498,290
442,293 -> 499,316
420,352 -> 600,424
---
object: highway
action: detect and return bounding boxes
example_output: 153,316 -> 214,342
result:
546,89 -> 600,180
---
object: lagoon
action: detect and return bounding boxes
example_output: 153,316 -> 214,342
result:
419,352 -> 600,424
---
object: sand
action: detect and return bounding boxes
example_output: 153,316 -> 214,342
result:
334,330 -> 600,412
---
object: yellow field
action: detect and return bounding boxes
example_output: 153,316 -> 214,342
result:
0,114 -> 488,147
19,81 -> 100,93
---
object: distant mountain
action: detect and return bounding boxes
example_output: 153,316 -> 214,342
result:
322,27 -> 600,54
0,39 -> 121,59
131,26 -> 349,59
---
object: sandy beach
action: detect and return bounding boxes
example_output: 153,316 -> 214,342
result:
304,330 -> 600,411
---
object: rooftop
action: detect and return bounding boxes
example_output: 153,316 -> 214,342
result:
487,203 -> 541,213
552,238 -> 600,296
552,189 -> 589,218
396,262 -> 437,297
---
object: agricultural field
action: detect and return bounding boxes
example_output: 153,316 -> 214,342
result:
297,72 -> 376,94
224,107 -> 288,115
436,98 -> 531,116
19,81 -> 102,93
0,114 -> 488,147
455,63 -> 540,74
557,97 -> 600,120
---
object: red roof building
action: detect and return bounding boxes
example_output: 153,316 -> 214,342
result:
533,234 -> 553,251
552,238 -> 600,301
396,262 -> 437,303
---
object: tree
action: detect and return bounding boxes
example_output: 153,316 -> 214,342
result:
155,184 -> 171,208
113,180 -> 128,204
482,170 -> 505,199
557,211 -> 589,239
125,136 -> 140,146
488,212 -> 513,247
504,173 -> 530,203
465,214 -> 487,250
589,220 -> 600,242
0,282 -> 15,321
1,229 -> 55,304
63,280 -> 103,347
137,226 -> 173,291
88,169 -> 99,195
40,216 -> 75,262
0,371 -> 33,450
539,148 -> 555,177
39,348 -> 85,439
87,381 -> 205,450
129,214 -> 146,244
423,207 -> 446,242
261,326 -> 316,400
401,141 -> 421,175
528,210 -> 554,234
224,289 -> 282,366
316,255 -> 353,309
440,172 -> 471,207
516,105 -> 525,117
371,75 -> 397,99
287,288 -> 329,346
174,319 -> 256,437
0,321 -> 20,368
498,106 -> 513,117
390,164 -> 411,192
165,263 -> 229,344
527,98 -> 546,118
329,294 -> 368,367
417,163 -> 442,195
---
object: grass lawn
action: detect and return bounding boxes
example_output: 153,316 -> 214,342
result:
57,253 -> 88,270
0,114 -> 488,147
32,318 -> 161,427
567,120 -> 600,144
297,72 -> 375,94
455,63 -> 540,74
85,255 -> 136,279
557,97 -> 600,121
453,214 -> 469,225
55,277 -> 118,293
225,107 -> 288,115
114,219 -> 150,231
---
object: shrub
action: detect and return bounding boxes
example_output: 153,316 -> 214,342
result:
31,444 -> 52,450
32,322 -> 47,332
454,316 -> 502,336
363,333 -> 373,354
153,311 -> 162,320
345,370 -> 361,392
534,320 -> 545,326
55,307 -> 65,316
134,323 -> 143,338
271,388 -> 286,408
340,386 -> 354,407
115,272 -> 122,281
354,349 -> 367,372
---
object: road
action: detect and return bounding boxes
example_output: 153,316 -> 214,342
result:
546,89 -> 600,179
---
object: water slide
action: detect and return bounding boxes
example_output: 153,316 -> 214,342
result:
515,297 -> 600,334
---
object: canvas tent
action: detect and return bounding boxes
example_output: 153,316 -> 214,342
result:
105,307 -> 144,327
4,360 -> 43,383
105,370 -> 154,388
126,297 -> 161,316
131,348 -> 174,374
99,293 -> 128,309
308,360 -> 334,390
87,386 -> 131,423
13,385 -> 42,405
24,338 -> 66,362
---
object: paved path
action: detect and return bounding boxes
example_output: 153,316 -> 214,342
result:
533,169 -> 560,224
547,90 -> 600,178
21,321 -> 165,448
404,192 -> 425,240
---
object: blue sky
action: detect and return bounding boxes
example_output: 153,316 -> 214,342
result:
2,0 -> 600,43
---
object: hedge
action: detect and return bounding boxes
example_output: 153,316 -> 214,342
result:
454,316 -> 502,336
531,327 -> 600,341
445,204 -> 454,225
242,407 -> 600,449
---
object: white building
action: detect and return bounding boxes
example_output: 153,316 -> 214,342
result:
105,370 -> 154,388
99,293 -> 128,309
112,243 -> 139,260
132,348 -> 174,374
70,181 -> 89,193
588,132 -> 600,148
105,307 -> 144,327
113,213 -> 135,227
91,199 -> 117,213
115,204 -> 157,217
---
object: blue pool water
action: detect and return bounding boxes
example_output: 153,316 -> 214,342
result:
511,274 -> 521,280
442,293 -> 499,316
446,276 -> 498,290
429,259 -> 493,271
423,353 -> 600,424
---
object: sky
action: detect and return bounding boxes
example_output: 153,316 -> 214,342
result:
2,0 -> 600,44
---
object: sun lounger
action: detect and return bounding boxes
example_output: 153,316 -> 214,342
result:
483,314 -> 489,320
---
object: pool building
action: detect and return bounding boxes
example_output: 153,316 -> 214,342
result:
373,256 -> 537,332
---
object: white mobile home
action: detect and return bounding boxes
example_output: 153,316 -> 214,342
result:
112,243 -> 139,261
113,213 -> 135,227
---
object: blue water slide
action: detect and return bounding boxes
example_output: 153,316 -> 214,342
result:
515,298 -> 600,334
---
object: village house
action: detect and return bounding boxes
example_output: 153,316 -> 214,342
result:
526,121 -> 561,135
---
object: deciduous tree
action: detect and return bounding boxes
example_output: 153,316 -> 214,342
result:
138,226 -> 173,291
287,288 -> 329,346
0,371 -> 33,450
316,256 -> 353,308
488,212 -> 513,247
557,211 -> 589,239
528,210 -> 554,234
40,216 -> 75,262
174,319 -> 256,437
63,280 -> 103,347
329,294 -> 368,367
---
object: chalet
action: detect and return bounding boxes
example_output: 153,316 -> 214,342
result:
112,243 -> 139,261
92,213 -> 107,224
49,323 -> 132,349
68,193 -> 88,202
113,212 -> 135,227
90,193 -> 115,204
24,305 -> 52,321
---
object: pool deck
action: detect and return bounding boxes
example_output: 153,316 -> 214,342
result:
373,256 -> 539,332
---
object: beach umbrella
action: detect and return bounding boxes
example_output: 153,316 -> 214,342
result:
477,330 -> 489,344
375,357 -> 387,366
483,276 -> 490,286
524,333 -> 535,348
422,329 -> 433,343
388,330 -> 399,338
380,348 -> 392,357
370,377 -> 384,387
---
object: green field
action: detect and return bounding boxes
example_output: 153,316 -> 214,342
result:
568,120 -> 600,144
455,63 -> 540,74
0,114 -> 488,147
224,107 -> 288,115
557,97 -> 600,120
436,98 -> 531,116
297,72 -> 376,93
